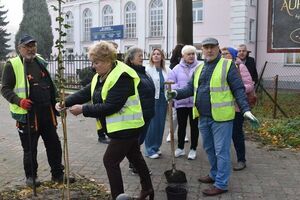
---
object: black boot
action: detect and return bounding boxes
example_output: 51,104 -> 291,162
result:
52,174 -> 76,184
26,177 -> 41,187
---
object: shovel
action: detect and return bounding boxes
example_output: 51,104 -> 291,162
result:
164,81 -> 187,184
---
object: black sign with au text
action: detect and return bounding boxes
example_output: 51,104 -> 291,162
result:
268,0 -> 300,52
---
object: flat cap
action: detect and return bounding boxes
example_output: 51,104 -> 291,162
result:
19,34 -> 36,45
201,37 -> 219,46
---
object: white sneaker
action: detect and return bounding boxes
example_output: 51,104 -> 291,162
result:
166,133 -> 171,142
188,149 -> 196,160
149,153 -> 159,159
157,150 -> 162,155
185,136 -> 189,143
174,148 -> 185,157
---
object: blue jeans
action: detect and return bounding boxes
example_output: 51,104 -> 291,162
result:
144,98 -> 167,156
232,112 -> 246,162
199,116 -> 233,190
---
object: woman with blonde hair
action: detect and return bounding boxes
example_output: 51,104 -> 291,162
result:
56,41 -> 154,200
144,48 -> 171,158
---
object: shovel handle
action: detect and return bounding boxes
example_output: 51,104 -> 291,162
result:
164,81 -> 176,169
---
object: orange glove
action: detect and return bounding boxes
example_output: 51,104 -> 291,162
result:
20,99 -> 33,110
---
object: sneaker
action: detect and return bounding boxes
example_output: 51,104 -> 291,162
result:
185,136 -> 189,143
188,149 -> 197,160
174,148 -> 185,157
166,133 -> 171,142
157,150 -> 162,155
233,161 -> 246,171
98,136 -> 110,144
26,177 -> 41,187
52,174 -> 76,184
148,153 -> 159,159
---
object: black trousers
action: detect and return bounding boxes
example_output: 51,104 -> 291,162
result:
103,137 -> 153,199
176,107 -> 199,150
17,106 -> 63,178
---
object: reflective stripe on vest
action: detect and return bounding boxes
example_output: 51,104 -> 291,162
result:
91,61 -> 144,133
193,58 -> 235,121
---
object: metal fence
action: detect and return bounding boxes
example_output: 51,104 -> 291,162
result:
47,54 -> 92,89
259,62 -> 300,91
1,57 -> 300,92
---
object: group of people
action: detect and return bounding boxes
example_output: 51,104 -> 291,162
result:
1,33 -> 259,199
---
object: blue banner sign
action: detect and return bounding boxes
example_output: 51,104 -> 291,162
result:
91,25 -> 124,41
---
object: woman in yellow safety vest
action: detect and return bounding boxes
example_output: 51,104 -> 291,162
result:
55,41 -> 153,200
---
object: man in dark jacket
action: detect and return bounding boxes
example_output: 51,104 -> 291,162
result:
167,38 -> 259,196
1,35 -> 72,187
237,44 -> 258,84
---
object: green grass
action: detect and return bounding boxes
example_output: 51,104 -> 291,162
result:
245,91 -> 300,150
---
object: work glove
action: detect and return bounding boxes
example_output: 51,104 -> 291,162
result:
243,111 -> 260,129
19,98 -> 33,110
165,90 -> 177,101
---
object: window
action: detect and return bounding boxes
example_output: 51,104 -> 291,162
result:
65,11 -> 74,42
103,5 -> 113,26
83,8 -> 92,41
193,0 -> 203,23
149,0 -> 163,37
250,0 -> 256,6
285,53 -> 300,65
249,18 -> 256,42
124,1 -> 136,38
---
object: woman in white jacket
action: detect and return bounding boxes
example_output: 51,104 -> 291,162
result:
144,48 -> 171,159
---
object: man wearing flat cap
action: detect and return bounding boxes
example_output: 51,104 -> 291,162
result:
1,34 -> 74,187
166,37 -> 259,196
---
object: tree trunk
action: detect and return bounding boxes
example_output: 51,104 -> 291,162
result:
176,0 -> 193,45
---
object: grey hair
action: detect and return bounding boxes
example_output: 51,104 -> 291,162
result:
238,44 -> 248,50
181,45 -> 197,55
124,46 -> 143,65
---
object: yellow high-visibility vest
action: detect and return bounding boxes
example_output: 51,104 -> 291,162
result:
193,58 -> 235,121
91,61 -> 144,133
9,57 -> 29,119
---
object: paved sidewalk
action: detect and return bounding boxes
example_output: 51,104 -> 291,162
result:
1,96 -> 300,199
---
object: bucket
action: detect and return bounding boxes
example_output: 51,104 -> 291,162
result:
165,186 -> 187,200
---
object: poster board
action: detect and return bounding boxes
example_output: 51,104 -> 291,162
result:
267,0 -> 300,52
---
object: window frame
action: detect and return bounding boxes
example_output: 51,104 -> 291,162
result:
284,53 -> 300,66
82,8 -> 92,42
65,11 -> 74,43
103,5 -> 114,26
249,18 -> 256,43
193,0 -> 203,23
124,1 -> 137,38
149,0 -> 163,37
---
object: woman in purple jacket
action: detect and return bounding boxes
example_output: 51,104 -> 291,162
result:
168,45 -> 200,160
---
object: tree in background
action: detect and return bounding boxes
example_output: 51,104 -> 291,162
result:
0,4 -> 11,60
15,0 -> 53,58
176,0 -> 193,45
